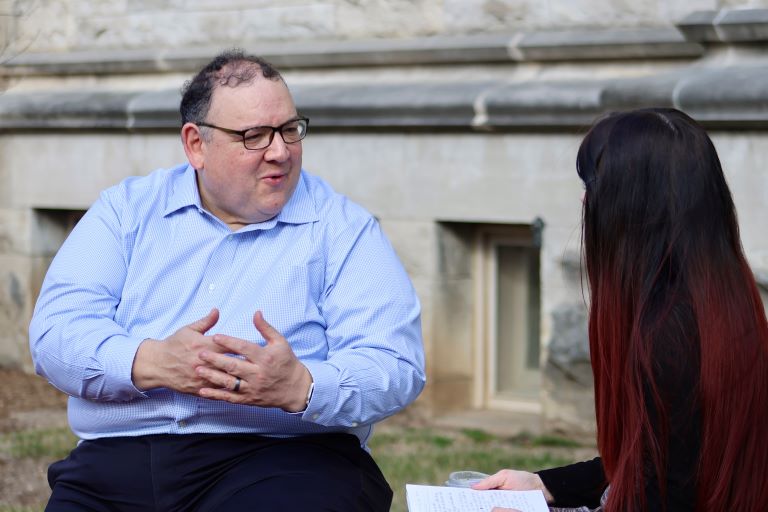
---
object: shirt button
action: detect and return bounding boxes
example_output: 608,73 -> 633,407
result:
208,283 -> 215,292
178,420 -> 187,428
351,422 -> 359,427
312,413 -> 320,420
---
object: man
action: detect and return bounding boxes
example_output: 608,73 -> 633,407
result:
29,49 -> 425,511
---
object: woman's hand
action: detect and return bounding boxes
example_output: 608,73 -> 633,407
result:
472,469 -> 555,504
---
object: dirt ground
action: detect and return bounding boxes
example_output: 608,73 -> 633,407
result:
0,368 -> 69,507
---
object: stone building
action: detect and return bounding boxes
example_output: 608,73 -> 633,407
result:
1,0 -> 768,438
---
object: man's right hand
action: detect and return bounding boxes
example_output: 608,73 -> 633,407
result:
131,309 -> 225,393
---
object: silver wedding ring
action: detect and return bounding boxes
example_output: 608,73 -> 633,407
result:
232,377 -> 241,393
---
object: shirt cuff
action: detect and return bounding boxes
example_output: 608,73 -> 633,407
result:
298,360 -> 340,424
96,333 -> 152,400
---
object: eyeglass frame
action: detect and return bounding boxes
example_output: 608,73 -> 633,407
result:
196,116 -> 310,150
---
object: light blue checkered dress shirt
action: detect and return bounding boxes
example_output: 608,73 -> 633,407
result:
30,164 -> 425,447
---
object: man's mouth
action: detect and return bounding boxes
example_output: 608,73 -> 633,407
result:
262,172 -> 287,185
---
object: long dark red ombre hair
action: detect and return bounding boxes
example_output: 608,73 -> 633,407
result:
578,108 -> 768,511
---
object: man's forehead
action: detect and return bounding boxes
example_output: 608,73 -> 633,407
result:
208,78 -> 296,124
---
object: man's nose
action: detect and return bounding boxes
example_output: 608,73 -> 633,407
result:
264,132 -> 291,161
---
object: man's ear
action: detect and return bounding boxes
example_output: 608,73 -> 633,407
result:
181,122 -> 205,169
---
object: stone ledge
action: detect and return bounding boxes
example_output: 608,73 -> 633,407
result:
0,27 -> 701,77
3,65 -> 768,131
678,8 -> 768,42
517,28 -> 701,61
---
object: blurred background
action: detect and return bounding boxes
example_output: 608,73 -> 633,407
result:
1,0 -> 768,444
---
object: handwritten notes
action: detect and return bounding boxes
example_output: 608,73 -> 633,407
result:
405,484 -> 549,512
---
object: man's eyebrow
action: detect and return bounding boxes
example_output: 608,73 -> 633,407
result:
241,116 -> 303,130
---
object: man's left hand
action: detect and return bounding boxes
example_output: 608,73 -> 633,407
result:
196,310 -> 313,412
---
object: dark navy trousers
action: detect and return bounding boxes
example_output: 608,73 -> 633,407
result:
46,432 -> 392,511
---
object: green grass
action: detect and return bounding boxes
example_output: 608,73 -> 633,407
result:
1,427 -> 78,459
0,424 -> 590,512
0,427 -> 78,512
369,426 -> 588,512
460,428 -> 496,443
531,434 -> 582,448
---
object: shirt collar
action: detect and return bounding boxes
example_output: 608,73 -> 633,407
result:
273,171 -> 319,225
163,164 -> 318,227
163,164 -> 201,216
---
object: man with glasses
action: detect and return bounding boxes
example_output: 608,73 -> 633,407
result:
30,49 -> 425,511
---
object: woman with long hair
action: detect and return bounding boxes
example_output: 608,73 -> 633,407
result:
474,107 -> 768,511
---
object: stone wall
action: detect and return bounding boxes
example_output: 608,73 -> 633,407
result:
4,0 -> 768,56
3,1 -> 768,435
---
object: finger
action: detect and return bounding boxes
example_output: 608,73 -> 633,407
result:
211,334 -> 253,357
187,308 -> 219,334
252,310 -> 284,346
196,365 -> 241,390
472,472 -> 505,490
199,350 -> 243,374
198,385 -> 245,403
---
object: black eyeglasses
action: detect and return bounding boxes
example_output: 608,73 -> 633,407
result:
197,117 -> 309,150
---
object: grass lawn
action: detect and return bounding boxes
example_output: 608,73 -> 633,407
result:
370,423 -> 595,512
0,422 -> 595,511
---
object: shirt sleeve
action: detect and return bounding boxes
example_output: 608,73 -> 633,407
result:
537,457 -> 607,508
300,215 -> 426,427
29,189 -> 147,402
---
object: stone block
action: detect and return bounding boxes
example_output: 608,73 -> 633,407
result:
10,0 -> 74,53
335,0 -> 443,39
542,359 -> 596,439
516,28 -> 703,61
430,374 -> 474,412
128,89 -> 182,129
29,255 -> 54,312
437,223 -> 474,279
291,81 -> 487,128
482,80 -> 604,128
677,8 -> 768,43
0,255 -> 34,370
73,6 -> 336,50
0,208 -> 32,255
0,91 -> 133,130
546,302 -> 590,379
431,278 -> 475,376
30,209 -> 84,258
377,219 -> 438,279
558,250 -> 583,287
676,10 -> 720,42
72,0 -> 128,17
717,8 -> 768,42
675,66 -> 768,125
272,34 -> 514,67
409,275 -> 433,342
599,72 -> 680,113
541,301 -> 593,438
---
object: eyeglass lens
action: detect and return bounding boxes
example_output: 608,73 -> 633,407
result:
243,119 -> 308,150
